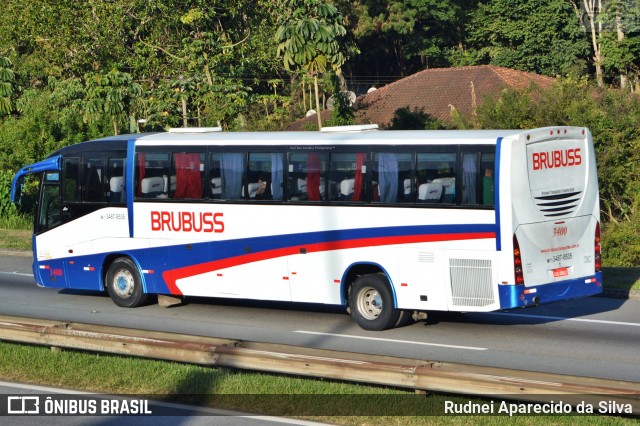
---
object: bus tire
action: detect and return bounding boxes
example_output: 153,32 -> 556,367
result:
106,257 -> 148,308
349,273 -> 402,331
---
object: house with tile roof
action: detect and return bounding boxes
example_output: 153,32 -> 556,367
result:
287,65 -> 554,130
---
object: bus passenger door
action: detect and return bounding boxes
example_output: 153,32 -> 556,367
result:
33,171 -> 68,288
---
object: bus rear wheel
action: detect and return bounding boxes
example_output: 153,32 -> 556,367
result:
106,258 -> 148,308
349,274 -> 407,331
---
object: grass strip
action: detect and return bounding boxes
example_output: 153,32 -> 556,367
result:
601,267 -> 640,292
0,228 -> 31,251
0,341 -> 635,424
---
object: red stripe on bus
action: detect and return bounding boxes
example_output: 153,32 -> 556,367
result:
162,232 -> 495,296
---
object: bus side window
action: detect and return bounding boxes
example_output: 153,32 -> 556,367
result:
107,158 -> 126,204
209,153 -> 222,199
172,151 -> 204,199
461,153 -> 478,205
218,152 -> 245,200
372,152 -> 412,204
136,151 -> 170,199
246,152 -> 284,201
63,158 -> 80,203
83,157 -> 106,202
481,152 -> 495,206
461,151 -> 495,207
416,152 -> 456,204
287,152 -> 328,202
330,152 -> 367,202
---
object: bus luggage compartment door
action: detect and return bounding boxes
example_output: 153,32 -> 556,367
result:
396,248 -> 448,311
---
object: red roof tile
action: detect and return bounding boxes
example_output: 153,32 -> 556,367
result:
287,65 -> 554,130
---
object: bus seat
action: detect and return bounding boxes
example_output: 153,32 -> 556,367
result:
162,175 -> 177,194
110,176 -> 124,193
109,176 -> 125,202
404,178 -> 412,195
247,182 -> 263,198
211,177 -> 222,196
432,177 -> 455,203
140,176 -> 164,197
300,177 -> 325,196
339,178 -> 355,200
418,183 -> 443,203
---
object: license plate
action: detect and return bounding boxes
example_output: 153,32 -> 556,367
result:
552,267 -> 569,278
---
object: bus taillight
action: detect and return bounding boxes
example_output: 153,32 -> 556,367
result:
595,222 -> 602,272
513,235 -> 524,285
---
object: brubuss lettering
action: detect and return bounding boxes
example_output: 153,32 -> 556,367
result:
532,148 -> 582,171
151,211 -> 224,233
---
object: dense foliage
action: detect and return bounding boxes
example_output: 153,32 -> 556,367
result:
475,78 -> 640,266
2,0 -> 640,265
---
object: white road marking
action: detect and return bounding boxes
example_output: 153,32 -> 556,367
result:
294,330 -> 488,351
0,270 -> 34,277
485,311 -> 640,327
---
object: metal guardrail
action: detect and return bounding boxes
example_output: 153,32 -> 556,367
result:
0,314 -> 638,414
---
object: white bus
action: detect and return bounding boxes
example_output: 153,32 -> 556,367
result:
11,125 -> 602,330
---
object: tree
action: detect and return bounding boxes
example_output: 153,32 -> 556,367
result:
275,0 -> 354,129
84,70 -> 142,135
324,73 -> 355,127
0,56 -> 14,115
133,2 -> 278,128
0,1 -> 137,79
597,0 -> 640,90
176,7 -> 254,128
467,0 -> 589,77
476,77 -> 640,226
349,0 -> 469,77
386,106 -> 447,130
569,1 -> 640,89
570,0 -> 605,85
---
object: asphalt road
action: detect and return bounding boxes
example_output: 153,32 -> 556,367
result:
0,254 -> 638,383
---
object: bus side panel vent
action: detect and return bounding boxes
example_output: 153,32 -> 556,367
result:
418,252 -> 435,263
449,258 -> 494,307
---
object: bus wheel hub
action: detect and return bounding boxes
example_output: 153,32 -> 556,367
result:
114,270 -> 134,298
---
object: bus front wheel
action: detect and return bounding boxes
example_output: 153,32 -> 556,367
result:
349,274 -> 407,331
106,258 -> 148,308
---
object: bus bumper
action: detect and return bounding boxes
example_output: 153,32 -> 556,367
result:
498,271 -> 603,309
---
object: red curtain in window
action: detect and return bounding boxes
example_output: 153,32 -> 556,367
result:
352,153 -> 365,201
136,153 -> 146,197
174,153 -> 203,199
306,152 -> 321,201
